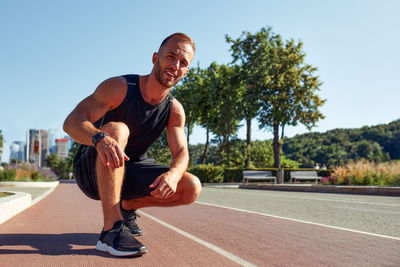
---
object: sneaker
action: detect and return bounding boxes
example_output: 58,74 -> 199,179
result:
121,203 -> 143,236
96,220 -> 147,257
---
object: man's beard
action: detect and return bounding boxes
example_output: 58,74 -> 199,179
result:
154,60 -> 180,88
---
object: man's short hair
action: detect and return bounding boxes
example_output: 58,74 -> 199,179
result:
159,33 -> 196,53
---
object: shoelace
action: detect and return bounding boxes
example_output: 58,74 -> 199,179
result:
127,210 -> 140,221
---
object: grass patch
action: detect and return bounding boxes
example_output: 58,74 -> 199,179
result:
0,192 -> 13,198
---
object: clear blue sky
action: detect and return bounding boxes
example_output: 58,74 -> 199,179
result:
1,0 -> 399,162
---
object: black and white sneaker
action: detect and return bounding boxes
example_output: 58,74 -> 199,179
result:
96,220 -> 147,257
121,203 -> 143,236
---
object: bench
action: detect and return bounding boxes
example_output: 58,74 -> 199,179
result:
290,171 -> 321,183
242,171 -> 276,184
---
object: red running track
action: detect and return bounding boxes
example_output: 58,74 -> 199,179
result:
0,183 -> 399,266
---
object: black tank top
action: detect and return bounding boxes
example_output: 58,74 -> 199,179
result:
94,74 -> 173,161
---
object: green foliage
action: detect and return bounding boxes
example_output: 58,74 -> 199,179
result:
0,192 -> 13,198
226,26 -> 325,169
0,169 -> 17,181
325,161 -> 400,186
280,157 -> 300,168
283,120 -> 400,167
173,65 -> 204,145
146,129 -> 171,165
45,153 -> 72,179
248,140 -> 274,168
31,171 -> 44,181
188,164 -> 224,183
205,63 -> 243,166
223,168 -> 244,183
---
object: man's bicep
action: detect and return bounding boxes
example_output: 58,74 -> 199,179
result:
167,125 -> 188,157
69,77 -> 127,123
72,95 -> 110,123
167,100 -> 188,156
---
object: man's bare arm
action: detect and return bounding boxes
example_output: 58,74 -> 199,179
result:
63,77 -> 128,168
150,99 -> 189,199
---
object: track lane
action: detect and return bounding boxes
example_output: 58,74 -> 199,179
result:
142,203 -> 400,266
0,184 -> 240,266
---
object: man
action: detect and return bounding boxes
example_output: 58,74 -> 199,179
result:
63,33 -> 202,257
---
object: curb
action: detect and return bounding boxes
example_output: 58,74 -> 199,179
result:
0,181 -> 59,224
0,181 -> 59,188
239,184 -> 400,196
0,191 -> 31,224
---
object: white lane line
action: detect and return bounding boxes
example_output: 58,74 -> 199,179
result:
139,210 -> 257,267
333,205 -> 400,215
196,202 -> 400,241
270,196 -> 400,207
206,188 -> 400,207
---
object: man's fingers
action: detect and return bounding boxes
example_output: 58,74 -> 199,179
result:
149,177 -> 161,189
124,153 -> 130,161
114,146 -> 127,167
101,151 -> 110,167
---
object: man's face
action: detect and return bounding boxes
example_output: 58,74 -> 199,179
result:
153,38 -> 194,88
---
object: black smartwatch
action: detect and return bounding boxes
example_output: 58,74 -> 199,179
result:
92,132 -> 108,147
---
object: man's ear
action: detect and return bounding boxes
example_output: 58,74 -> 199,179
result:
152,52 -> 158,65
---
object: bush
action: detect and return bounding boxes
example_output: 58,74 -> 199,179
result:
330,160 -> 400,186
0,163 -> 57,182
31,171 -> 44,181
188,164 -> 224,183
0,169 -> 17,181
223,168 -> 243,183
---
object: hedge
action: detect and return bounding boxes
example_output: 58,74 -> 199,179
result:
0,169 -> 17,181
188,164 -> 224,183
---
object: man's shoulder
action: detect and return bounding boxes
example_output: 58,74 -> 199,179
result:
94,76 -> 129,108
170,97 -> 184,113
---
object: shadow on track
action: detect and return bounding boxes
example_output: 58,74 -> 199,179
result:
0,233 -> 141,258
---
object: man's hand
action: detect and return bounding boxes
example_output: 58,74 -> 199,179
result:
95,136 -> 129,169
149,171 -> 179,199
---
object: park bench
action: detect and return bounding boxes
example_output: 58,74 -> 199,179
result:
290,171 -> 321,183
242,170 -> 276,184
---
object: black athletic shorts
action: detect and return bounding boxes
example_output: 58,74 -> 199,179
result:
73,145 -> 169,200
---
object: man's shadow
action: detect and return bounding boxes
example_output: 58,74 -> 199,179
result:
0,233 -> 140,258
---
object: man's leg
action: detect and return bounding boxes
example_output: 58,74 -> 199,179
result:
121,172 -> 202,210
95,122 -> 129,231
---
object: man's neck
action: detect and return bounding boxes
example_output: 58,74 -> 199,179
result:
139,74 -> 171,105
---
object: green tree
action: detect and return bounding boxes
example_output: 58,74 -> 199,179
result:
226,39 -> 261,168
45,153 -> 73,179
248,140 -> 274,168
227,27 -> 325,180
146,129 -> 171,165
206,63 -> 243,166
197,65 -> 217,164
173,66 -> 203,146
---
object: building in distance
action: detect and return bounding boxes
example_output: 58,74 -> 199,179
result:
26,129 -> 49,167
9,141 -> 26,163
56,138 -> 70,159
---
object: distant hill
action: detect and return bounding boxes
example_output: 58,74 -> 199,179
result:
282,119 -> 400,168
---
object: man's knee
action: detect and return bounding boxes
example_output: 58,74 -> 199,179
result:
101,122 -> 130,144
180,172 -> 202,205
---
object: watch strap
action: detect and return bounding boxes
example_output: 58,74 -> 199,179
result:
92,132 -> 108,147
